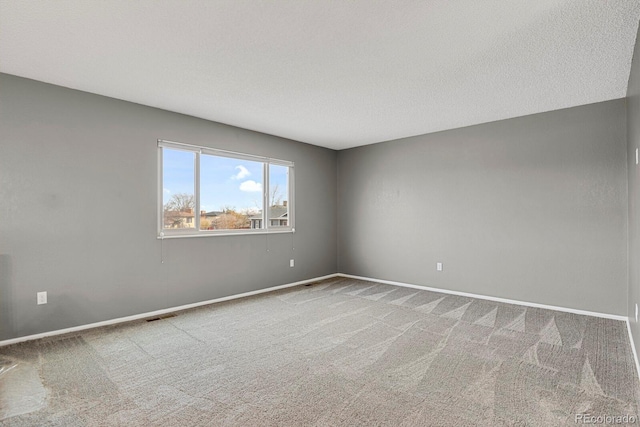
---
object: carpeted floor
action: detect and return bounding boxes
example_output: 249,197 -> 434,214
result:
1,277 -> 639,426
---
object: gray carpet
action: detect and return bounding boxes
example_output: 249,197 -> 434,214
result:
1,277 -> 639,426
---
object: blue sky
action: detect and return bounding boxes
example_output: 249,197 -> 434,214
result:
163,148 -> 288,213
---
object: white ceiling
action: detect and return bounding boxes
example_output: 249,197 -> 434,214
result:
1,1 -> 639,150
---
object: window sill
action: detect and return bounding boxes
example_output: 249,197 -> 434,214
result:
157,229 -> 295,239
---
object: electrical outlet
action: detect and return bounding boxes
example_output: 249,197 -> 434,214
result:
290,259 -> 294,268
37,291 -> 47,305
436,262 -> 443,272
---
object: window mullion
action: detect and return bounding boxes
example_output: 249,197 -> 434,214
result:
158,146 -> 164,236
289,165 -> 294,230
195,151 -> 201,231
263,162 -> 269,230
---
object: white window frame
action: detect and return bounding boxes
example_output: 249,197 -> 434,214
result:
158,139 -> 295,238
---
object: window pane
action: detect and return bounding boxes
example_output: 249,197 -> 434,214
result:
268,164 -> 289,228
200,154 -> 263,230
162,148 -> 195,229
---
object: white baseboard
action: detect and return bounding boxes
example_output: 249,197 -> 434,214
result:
1,272 -> 631,350
337,273 -> 627,321
0,273 -> 340,348
626,319 -> 640,382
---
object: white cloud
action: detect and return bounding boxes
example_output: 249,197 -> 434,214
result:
239,180 -> 262,192
232,165 -> 251,179
163,188 -> 171,194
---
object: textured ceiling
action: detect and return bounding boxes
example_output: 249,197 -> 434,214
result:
1,1 -> 639,150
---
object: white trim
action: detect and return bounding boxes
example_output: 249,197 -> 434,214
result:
3,272 -> 632,351
337,273 -> 627,321
0,274 -> 340,348
288,165 -> 295,229
158,139 -> 293,166
626,319 -> 640,382
194,150 -> 201,230
156,229 -> 294,239
263,161 -> 269,226
157,145 -> 163,235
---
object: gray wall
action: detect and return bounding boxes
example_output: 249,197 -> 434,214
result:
0,73 -> 337,341
628,23 -> 640,358
338,100 -> 628,316
1,68 -> 633,342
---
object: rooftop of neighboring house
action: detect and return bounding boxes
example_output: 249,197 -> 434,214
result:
250,205 -> 288,220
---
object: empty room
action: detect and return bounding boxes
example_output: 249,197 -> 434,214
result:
2,1 -> 640,426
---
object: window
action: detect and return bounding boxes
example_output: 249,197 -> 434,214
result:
158,140 -> 294,237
